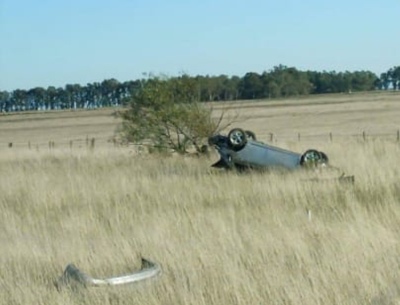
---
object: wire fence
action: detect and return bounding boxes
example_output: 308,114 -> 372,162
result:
0,137 -> 112,151
1,129 -> 400,152
263,130 -> 400,143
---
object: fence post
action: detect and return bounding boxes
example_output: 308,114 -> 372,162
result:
70,140 -> 73,149
298,133 -> 301,142
397,130 -> 400,142
329,132 -> 333,142
269,133 -> 274,142
90,138 -> 95,150
363,131 -> 366,141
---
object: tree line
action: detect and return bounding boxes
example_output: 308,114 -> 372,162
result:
1,65 -> 399,113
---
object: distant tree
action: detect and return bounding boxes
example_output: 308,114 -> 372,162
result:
170,74 -> 200,103
379,72 -> 390,90
0,91 -> 10,112
351,71 -> 377,91
28,87 -> 46,110
341,72 -> 353,92
275,66 -> 311,96
101,78 -> 120,106
260,72 -> 278,98
46,86 -> 58,109
11,89 -> 27,111
0,64 -> 389,112
65,84 -> 82,109
228,76 -> 241,100
213,75 -> 228,101
204,75 -> 220,101
239,72 -> 263,99
56,87 -> 68,109
390,66 -> 400,90
315,71 -> 335,93
121,80 -> 141,104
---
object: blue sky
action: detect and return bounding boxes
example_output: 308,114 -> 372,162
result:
0,0 -> 399,91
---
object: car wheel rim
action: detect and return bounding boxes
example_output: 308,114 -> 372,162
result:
304,151 -> 320,163
230,131 -> 243,145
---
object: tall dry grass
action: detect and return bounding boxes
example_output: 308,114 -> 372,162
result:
1,138 -> 400,305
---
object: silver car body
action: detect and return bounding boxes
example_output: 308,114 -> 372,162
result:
229,140 -> 301,169
208,129 -> 326,171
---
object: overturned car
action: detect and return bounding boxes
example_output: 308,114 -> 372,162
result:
208,128 -> 329,171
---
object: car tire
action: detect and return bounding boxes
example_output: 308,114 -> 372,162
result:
228,128 -> 247,150
319,151 -> 329,165
300,149 -> 322,167
245,130 -> 257,141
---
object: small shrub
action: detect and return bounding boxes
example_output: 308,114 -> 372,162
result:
117,75 -> 220,155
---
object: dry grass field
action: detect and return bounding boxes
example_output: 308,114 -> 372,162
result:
1,91 -> 400,305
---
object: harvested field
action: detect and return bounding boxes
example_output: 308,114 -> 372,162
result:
1,91 -> 400,305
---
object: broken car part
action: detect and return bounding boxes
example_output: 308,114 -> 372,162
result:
55,257 -> 161,290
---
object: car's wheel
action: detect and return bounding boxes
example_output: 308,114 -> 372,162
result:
228,128 -> 247,150
319,151 -> 329,165
300,149 -> 322,167
245,130 -> 257,141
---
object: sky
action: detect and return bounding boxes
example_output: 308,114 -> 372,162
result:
0,0 -> 399,91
